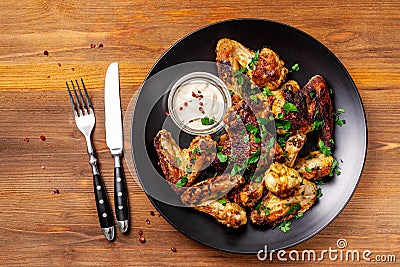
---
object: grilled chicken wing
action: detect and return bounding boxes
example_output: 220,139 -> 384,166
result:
228,181 -> 265,208
263,162 -> 303,198
250,179 -> 317,226
300,75 -> 334,148
195,199 -> 247,228
271,80 -> 311,135
295,151 -> 334,181
216,38 -> 288,92
154,129 -> 216,187
180,174 -> 245,206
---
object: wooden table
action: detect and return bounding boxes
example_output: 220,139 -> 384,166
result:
0,0 -> 399,266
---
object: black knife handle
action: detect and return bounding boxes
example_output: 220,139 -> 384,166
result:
114,165 -> 129,229
93,173 -> 115,229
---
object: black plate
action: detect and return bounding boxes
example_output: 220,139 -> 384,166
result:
131,19 -> 367,253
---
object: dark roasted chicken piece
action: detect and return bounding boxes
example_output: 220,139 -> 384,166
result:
216,38 -> 288,92
228,180 -> 265,208
300,75 -> 334,149
271,80 -> 311,135
154,129 -> 216,187
180,173 -> 245,206
194,199 -> 247,228
295,151 -> 334,181
250,179 -> 317,226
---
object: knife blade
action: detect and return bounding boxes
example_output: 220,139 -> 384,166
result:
104,62 -> 129,233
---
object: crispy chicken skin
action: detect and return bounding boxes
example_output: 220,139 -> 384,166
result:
272,80 -> 311,135
263,162 -> 303,198
295,151 -> 334,181
194,199 -> 247,228
250,179 -> 317,226
180,174 -> 245,206
301,75 -> 334,149
216,38 -> 288,92
154,129 -> 216,187
228,181 -> 265,208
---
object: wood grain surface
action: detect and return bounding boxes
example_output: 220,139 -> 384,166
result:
0,0 -> 399,266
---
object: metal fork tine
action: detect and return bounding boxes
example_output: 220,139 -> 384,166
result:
80,78 -> 93,110
66,81 -> 77,113
75,79 -> 88,114
70,80 -> 83,115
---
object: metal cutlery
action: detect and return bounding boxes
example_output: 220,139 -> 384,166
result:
104,62 -> 129,233
66,78 -> 115,241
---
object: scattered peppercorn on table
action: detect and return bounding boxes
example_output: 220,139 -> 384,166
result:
0,0 -> 399,266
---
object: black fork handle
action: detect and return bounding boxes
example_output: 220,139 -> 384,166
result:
89,153 -> 115,241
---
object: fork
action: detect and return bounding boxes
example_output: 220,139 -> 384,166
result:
67,78 -> 115,241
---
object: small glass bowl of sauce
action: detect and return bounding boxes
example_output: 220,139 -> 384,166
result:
167,72 -> 232,135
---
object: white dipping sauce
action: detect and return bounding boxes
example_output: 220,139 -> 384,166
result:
168,72 -> 231,135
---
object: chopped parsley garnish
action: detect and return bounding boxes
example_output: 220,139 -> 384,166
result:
216,145 -> 223,152
291,63 -> 300,72
239,66 -> 248,73
255,202 -> 270,215
248,50 -> 260,70
230,163 -> 242,176
249,95 -> 259,103
173,156 -> 182,166
305,166 -> 312,173
185,164 -> 192,174
175,176 -> 188,187
257,117 -> 269,129
286,203 -> 302,216
329,158 -> 341,176
275,119 -> 291,131
217,152 -> 228,163
266,137 -> 275,149
334,108 -> 346,126
309,91 -> 315,98
201,116 -> 215,125
312,120 -> 324,131
295,212 -> 304,219
192,147 -> 203,154
253,176 -> 263,183
314,180 -> 325,185
243,134 -> 250,143
316,187 -> 323,199
319,140 -> 332,156
263,87 -> 274,96
283,103 -> 298,114
248,148 -> 261,164
234,70 -> 245,85
246,124 -> 259,135
253,135 -> 261,144
217,199 -> 227,206
278,221 -> 291,233
278,133 -> 291,148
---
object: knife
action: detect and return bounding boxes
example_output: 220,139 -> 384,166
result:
104,62 -> 129,233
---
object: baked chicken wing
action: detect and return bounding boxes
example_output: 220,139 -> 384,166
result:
250,179 -> 317,226
194,199 -> 247,228
216,38 -> 288,92
154,129 -> 216,187
295,151 -> 334,181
